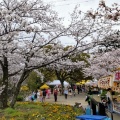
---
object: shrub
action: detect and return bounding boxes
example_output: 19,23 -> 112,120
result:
16,95 -> 24,101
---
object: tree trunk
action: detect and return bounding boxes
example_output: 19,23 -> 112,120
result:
10,71 -> 30,108
0,57 -> 8,109
0,84 -> 8,109
61,81 -> 64,95
60,80 -> 64,95
10,82 -> 21,108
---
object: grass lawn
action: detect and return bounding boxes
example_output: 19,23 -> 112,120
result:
0,102 -> 84,120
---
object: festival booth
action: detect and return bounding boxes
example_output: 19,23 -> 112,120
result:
40,84 -> 49,89
98,69 -> 120,114
112,69 -> 120,114
84,80 -> 92,91
85,80 -> 99,94
76,80 -> 86,86
47,80 -> 69,87
46,80 -> 70,94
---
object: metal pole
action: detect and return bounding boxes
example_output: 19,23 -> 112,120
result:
111,112 -> 113,120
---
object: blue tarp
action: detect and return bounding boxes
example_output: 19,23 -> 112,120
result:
76,115 -> 107,120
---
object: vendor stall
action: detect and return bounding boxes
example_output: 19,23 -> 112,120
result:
98,70 -> 120,114
85,80 -> 99,94
112,88 -> 120,114
112,70 -> 120,114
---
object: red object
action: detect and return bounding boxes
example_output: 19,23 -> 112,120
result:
115,71 -> 120,80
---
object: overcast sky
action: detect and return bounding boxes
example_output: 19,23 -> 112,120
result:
46,0 -> 120,23
45,0 -> 120,45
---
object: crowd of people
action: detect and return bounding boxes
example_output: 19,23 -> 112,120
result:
26,84 -> 86,103
25,84 -> 114,116
28,88 -> 51,102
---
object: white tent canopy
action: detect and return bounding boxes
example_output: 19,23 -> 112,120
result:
85,79 -> 98,86
46,80 -> 69,86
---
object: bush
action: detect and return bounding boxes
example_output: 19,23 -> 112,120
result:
100,89 -> 107,96
16,95 -> 24,101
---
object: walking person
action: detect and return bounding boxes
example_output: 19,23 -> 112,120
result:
31,91 -> 36,101
30,93 -> 34,101
72,84 -> 76,96
85,89 -> 93,105
47,88 -> 51,99
77,86 -> 80,94
46,89 -> 48,98
64,87 -> 68,99
42,89 -> 46,102
106,88 -> 113,112
39,90 -> 43,102
34,92 -> 37,101
53,89 -> 58,102
37,90 -> 40,101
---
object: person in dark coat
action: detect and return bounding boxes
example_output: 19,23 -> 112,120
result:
42,89 -> 46,102
98,102 -> 106,116
77,86 -> 80,94
53,89 -> 58,102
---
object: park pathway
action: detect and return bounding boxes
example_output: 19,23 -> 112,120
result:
46,92 -> 87,107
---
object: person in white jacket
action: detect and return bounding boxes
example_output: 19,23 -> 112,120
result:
64,87 -> 68,99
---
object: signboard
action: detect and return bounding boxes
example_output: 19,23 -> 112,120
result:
115,71 -> 120,81
98,76 -> 113,89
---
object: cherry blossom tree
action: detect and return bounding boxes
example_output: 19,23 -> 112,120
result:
46,51 -> 87,89
0,0 -> 79,108
84,49 -> 120,79
0,0 -> 98,108
0,0 -> 120,109
45,51 -> 90,93
71,0 -> 120,80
